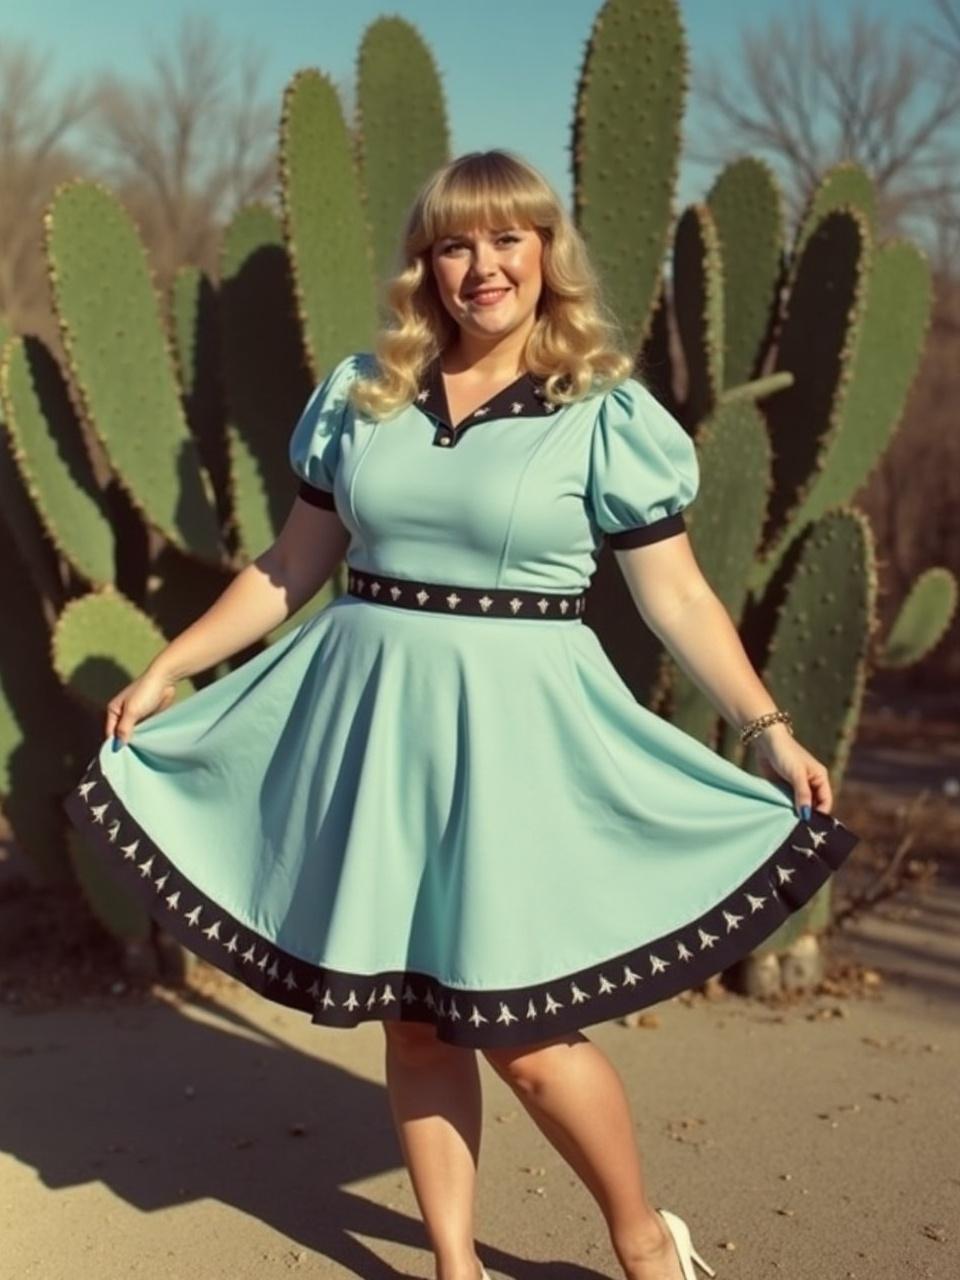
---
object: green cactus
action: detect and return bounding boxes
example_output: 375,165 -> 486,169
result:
706,156 -> 785,386
574,0 -> 687,348
0,335 -> 114,587
219,203 -> 314,556
43,181 -> 223,563
356,17 -> 451,287
879,567 -> 958,668
669,400 -> 771,743
672,202 -> 724,424
279,69 -> 378,378
0,337 -> 67,606
793,160 -> 877,263
760,511 -> 875,783
52,586 -> 197,709
754,216 -> 931,593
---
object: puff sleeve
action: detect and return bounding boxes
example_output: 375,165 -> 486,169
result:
288,352 -> 358,510
587,376 -> 700,547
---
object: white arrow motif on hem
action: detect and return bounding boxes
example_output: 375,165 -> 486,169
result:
677,941 -> 694,962
322,989 -> 336,1008
90,803 -> 109,823
77,780 -> 97,800
806,826 -> 828,847
790,842 -> 817,859
120,840 -> 140,860
598,973 -> 616,993
776,864 -> 796,884
622,965 -> 642,986
184,905 -> 202,926
137,855 -> 155,878
469,1005 -> 489,1026
165,890 -> 181,911
285,971 -> 300,992
497,1003 -> 518,1024
526,998 -> 538,1018
202,920 -> 222,941
649,954 -> 669,975
107,819 -> 121,842
570,982 -> 590,1003
266,958 -> 280,981
698,927 -> 718,949
746,893 -> 767,912
402,984 -> 418,1004
723,910 -> 743,931
543,992 -> 563,1013
447,997 -> 462,1021
343,990 -> 359,1010
380,984 -> 396,1005
224,934 -> 240,954
240,944 -> 256,963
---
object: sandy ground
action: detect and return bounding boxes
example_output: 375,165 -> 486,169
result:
2,695 -> 958,1280
1,879 -> 957,1280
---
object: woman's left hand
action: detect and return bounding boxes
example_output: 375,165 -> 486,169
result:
750,725 -> 833,819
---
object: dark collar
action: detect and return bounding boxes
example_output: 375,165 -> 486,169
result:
414,354 -> 557,446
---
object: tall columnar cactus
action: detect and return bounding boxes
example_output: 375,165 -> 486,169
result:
1,335 -> 115,588
574,0 -> 687,348
43,182 -> 224,563
672,202 -> 724,423
279,69 -> 378,378
356,16 -> 451,287
705,157 -> 785,387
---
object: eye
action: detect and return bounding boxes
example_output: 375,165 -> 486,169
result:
440,233 -> 521,254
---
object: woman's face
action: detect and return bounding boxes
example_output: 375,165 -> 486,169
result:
430,224 -> 543,344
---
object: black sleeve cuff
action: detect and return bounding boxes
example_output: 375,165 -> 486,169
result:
606,510 -> 686,549
297,479 -> 336,511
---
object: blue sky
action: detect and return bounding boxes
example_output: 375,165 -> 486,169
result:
1,0 -> 938,214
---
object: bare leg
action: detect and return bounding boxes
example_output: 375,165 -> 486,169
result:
482,1031 -> 682,1280
383,1020 -> 485,1280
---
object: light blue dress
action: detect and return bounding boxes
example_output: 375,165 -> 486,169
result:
64,352 -> 859,1047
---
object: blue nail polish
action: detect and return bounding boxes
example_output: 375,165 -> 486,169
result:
112,736 -> 122,752
800,804 -> 811,821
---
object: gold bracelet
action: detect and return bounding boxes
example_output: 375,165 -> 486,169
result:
739,708 -> 793,747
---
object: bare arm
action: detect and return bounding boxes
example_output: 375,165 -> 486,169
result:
617,532 -> 835,816
148,497 -> 350,683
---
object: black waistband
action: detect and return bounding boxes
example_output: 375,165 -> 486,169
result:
345,567 -> 586,619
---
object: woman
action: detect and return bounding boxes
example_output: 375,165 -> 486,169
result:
66,150 -> 859,1280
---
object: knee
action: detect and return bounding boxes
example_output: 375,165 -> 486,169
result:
482,1032 -> 584,1093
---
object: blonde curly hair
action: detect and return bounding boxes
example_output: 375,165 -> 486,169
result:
350,149 -> 636,421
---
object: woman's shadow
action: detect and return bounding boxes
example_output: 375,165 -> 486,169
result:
0,980 -> 557,1279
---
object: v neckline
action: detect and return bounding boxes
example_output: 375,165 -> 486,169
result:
415,353 -> 558,448
439,367 -> 529,431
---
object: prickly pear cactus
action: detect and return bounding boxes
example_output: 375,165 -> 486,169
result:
879,568 -> 958,668
43,181 -> 223,563
574,0 -> 687,348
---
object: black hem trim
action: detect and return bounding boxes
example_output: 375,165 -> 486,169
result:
296,479 -> 336,510
607,510 -> 686,548
64,752 -> 859,1049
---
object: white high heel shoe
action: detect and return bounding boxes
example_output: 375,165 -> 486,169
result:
656,1207 -> 717,1279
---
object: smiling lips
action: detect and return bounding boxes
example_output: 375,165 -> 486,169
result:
467,287 -> 511,306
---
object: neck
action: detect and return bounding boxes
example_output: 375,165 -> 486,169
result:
444,321 -> 534,378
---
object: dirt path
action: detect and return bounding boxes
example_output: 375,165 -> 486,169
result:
1,900 -> 957,1280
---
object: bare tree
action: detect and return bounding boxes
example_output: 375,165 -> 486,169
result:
689,0 -> 960,272
82,12 -> 278,280
0,40 -> 95,333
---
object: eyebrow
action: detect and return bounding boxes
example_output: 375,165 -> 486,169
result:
438,228 -> 520,243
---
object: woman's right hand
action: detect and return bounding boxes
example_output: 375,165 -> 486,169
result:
105,668 -> 178,746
